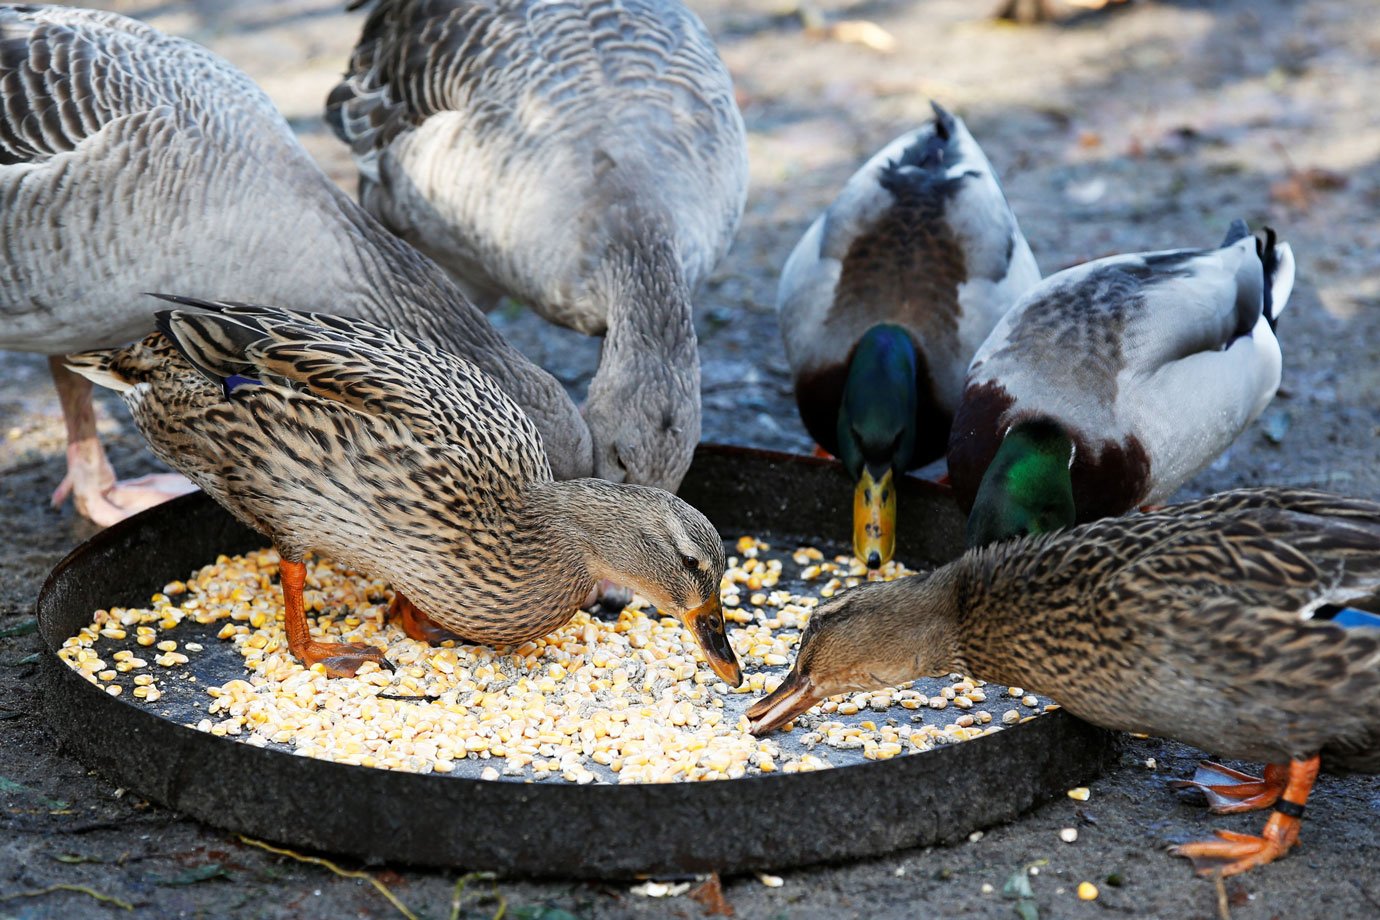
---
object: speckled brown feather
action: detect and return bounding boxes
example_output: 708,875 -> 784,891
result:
68,300 -> 726,647
787,489 -> 1380,769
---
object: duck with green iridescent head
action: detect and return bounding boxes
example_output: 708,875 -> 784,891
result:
951,220 -> 1296,548
777,102 -> 1040,569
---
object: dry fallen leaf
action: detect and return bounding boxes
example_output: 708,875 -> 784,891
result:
1271,166 -> 1348,210
689,873 -> 735,916
826,20 -> 897,54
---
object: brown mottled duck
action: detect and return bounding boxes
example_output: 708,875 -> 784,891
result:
68,299 -> 741,685
748,488 -> 1380,876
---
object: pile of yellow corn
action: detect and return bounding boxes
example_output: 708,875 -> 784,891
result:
59,536 -> 1053,783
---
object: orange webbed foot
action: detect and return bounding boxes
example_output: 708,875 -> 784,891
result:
812,444 -> 833,460
387,593 -> 462,644
1170,756 -> 1318,877
1172,761 -> 1287,813
278,558 -> 391,677
298,640 -> 394,678
1171,825 -> 1298,877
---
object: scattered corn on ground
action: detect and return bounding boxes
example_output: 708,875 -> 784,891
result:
59,536 -> 1054,784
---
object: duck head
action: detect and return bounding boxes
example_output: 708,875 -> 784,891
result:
965,418 -> 1076,548
563,479 -> 742,686
836,324 -> 919,570
747,575 -> 960,735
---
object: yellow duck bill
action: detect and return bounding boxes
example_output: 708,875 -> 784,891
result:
684,595 -> 743,687
746,668 -> 822,736
853,467 -> 896,570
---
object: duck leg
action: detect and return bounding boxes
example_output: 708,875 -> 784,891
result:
1172,761 -> 1288,813
48,356 -> 196,526
280,558 -> 391,676
1171,755 -> 1319,876
386,592 -> 462,644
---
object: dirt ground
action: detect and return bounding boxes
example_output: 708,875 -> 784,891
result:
3,0 -> 1380,917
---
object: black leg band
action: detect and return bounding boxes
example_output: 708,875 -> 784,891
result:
1274,798 -> 1306,819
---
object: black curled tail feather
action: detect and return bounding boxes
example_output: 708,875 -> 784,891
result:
929,101 -> 956,143
1258,226 -> 1281,331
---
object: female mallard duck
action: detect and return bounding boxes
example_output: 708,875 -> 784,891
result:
776,102 -> 1040,569
949,220 -> 1295,548
748,488 -> 1380,876
0,5 -> 588,527
750,485 -> 1380,877
326,0 -> 749,495
67,299 -> 741,685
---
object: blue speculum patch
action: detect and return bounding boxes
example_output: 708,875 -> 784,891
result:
222,373 -> 263,398
1321,607 -> 1380,630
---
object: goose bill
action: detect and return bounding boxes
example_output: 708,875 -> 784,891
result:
746,669 -> 821,736
684,595 -> 743,686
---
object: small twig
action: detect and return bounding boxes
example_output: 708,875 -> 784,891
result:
0,883 -> 133,911
1214,873 -> 1232,920
237,835 -> 418,920
449,871 -> 506,920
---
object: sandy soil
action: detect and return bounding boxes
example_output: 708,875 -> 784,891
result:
3,0 -> 1380,917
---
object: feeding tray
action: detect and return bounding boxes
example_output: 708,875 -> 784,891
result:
37,444 -> 1116,876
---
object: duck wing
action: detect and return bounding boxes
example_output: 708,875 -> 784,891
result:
152,296 -> 549,479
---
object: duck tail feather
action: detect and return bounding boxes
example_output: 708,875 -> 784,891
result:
153,302 -> 268,395
1259,229 -> 1294,330
64,349 -> 135,394
930,101 -> 956,142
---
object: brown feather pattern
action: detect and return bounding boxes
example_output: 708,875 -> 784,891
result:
68,300 -> 726,646
787,489 -> 1380,769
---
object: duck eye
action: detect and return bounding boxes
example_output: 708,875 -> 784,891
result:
681,554 -> 699,571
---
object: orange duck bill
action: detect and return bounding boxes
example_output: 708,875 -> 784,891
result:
683,595 -> 743,687
746,667 -> 825,736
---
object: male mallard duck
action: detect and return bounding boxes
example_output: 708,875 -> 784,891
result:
748,488 -> 1380,876
950,221 -> 1295,548
0,5 -> 589,527
67,299 -> 741,685
776,103 -> 1040,568
326,0 -> 749,495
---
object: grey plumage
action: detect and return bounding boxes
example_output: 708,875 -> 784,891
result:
327,0 -> 749,493
0,4 -> 590,479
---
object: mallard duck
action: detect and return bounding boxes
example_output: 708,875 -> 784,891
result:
326,0 -> 749,495
0,5 -> 589,527
776,103 -> 1040,568
950,221 -> 1295,548
67,298 -> 741,685
748,488 -> 1380,876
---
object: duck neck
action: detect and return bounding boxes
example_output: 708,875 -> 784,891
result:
592,234 -> 699,407
946,546 -> 1064,691
331,197 -> 505,358
516,478 -> 641,590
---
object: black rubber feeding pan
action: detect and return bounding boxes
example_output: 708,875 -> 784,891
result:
38,444 -> 1116,877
